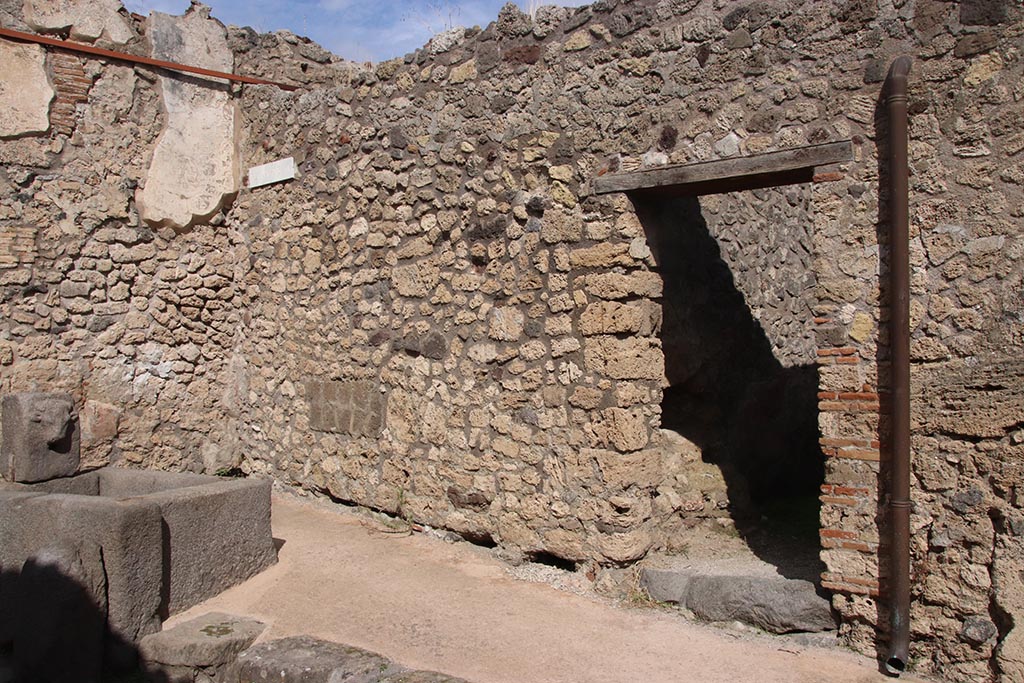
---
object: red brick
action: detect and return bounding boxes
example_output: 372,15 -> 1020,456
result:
833,485 -> 871,497
838,392 -> 879,401
840,540 -> 875,552
813,171 -> 844,183
821,529 -> 858,539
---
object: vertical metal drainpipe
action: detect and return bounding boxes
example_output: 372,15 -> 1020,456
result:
885,55 -> 913,677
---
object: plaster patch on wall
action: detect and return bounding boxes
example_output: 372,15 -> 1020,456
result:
0,41 -> 53,139
136,7 -> 240,231
22,0 -> 133,44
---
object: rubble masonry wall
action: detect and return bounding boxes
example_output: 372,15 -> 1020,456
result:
1,0 -> 1022,680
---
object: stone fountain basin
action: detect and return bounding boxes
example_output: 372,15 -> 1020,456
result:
0,467 -> 277,653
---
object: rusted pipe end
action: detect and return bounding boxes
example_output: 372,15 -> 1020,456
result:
887,56 -> 913,100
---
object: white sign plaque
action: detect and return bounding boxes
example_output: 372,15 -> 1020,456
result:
248,157 -> 296,189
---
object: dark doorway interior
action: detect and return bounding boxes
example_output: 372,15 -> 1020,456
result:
634,194 -> 825,577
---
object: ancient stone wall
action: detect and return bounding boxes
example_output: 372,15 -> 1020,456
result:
1,0 -> 1022,680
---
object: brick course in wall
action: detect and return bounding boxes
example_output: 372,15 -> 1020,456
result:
47,51 -> 93,136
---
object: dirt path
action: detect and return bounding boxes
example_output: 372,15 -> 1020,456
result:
169,491 -> 930,683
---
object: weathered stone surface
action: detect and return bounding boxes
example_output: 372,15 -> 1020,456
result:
595,407 -> 649,452
639,567 -> 692,603
0,41 -> 53,139
13,542 -> 107,683
23,0 -> 132,43
913,357 -> 1024,439
584,336 -> 664,380
136,7 -> 239,229
379,672 -> 471,683
0,489 -> 164,667
583,272 -> 663,300
134,473 -> 277,614
237,635 -> 402,682
307,380 -> 386,437
580,301 -> 660,336
684,576 -> 835,634
140,611 -> 265,667
1,466 -> 276,670
488,307 -> 524,342
1,393 -> 80,483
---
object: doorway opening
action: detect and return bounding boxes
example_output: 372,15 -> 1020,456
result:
636,192 -> 824,578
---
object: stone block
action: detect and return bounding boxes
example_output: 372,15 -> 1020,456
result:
13,543 -> 107,683
639,568 -> 692,603
0,42 -> 54,138
1,392 -> 81,483
136,8 -> 239,230
306,380 -> 386,437
133,474 -> 277,615
0,491 -> 164,670
579,301 -> 660,336
379,673 -> 471,683
684,576 -> 836,634
1,467 -> 276,668
140,611 -> 265,668
23,0 -> 132,43
237,636 -> 402,682
583,336 -> 664,381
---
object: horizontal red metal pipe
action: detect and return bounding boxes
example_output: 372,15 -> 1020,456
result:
0,26 -> 297,91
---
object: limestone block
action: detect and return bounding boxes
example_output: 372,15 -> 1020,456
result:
598,528 -> 651,563
584,272 -> 663,300
488,307 -> 525,342
580,301 -> 660,336
587,447 -> 664,490
23,0 -> 132,43
136,7 -> 240,230
0,41 -> 53,139
1,392 -> 80,483
583,336 -> 664,381
140,611 -> 265,667
595,408 -> 650,452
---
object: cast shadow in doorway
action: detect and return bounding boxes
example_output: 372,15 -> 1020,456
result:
633,194 -> 825,582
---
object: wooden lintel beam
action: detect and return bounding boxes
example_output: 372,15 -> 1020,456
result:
593,140 -> 854,196
0,26 -> 298,91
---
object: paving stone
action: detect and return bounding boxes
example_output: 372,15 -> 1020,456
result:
378,672 -> 471,683
140,612 -> 265,667
237,636 -> 402,683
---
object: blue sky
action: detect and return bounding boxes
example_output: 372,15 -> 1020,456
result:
124,1 -> 589,62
